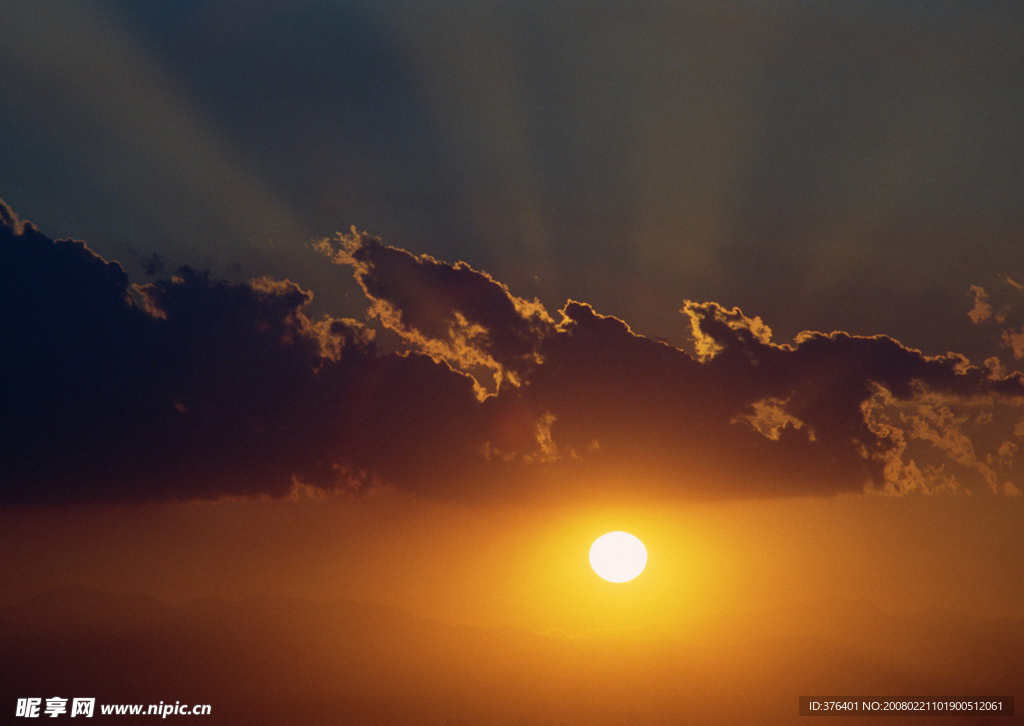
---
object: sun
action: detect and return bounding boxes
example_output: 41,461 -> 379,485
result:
589,531 -> 647,583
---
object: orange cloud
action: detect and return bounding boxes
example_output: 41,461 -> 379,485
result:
967,278 -> 1024,363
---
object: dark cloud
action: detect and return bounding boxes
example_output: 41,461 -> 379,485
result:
4,202 -> 1024,506
0,202 -> 493,505
320,230 -> 1024,499
317,231 -> 554,394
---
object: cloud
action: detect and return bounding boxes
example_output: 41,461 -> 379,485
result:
1,202 -> 494,504
4,202 -> 1024,506
967,279 -> 1024,362
316,230 -> 554,395
322,232 -> 1024,499
525,300 -> 1024,498
968,285 -> 993,324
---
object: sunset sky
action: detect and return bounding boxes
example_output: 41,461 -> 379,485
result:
3,2 -> 1024,724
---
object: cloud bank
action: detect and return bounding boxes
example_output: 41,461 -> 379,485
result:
3,201 -> 1024,505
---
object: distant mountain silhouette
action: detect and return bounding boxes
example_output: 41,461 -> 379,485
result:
1,588 -> 1019,725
